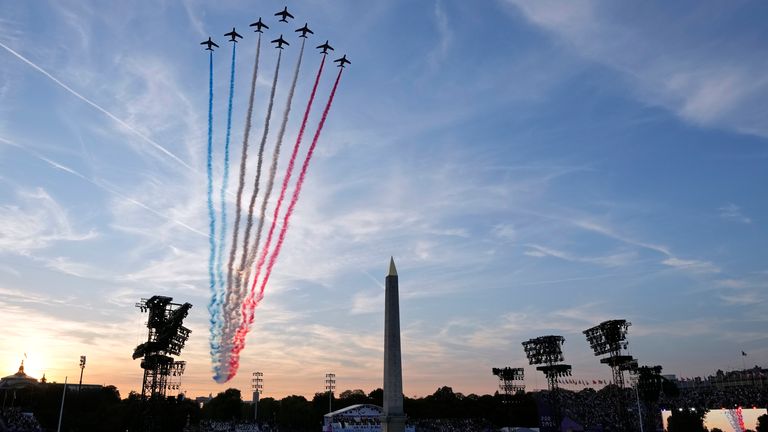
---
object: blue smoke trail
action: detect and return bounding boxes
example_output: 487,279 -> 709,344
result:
213,42 -> 237,380
206,51 -> 219,360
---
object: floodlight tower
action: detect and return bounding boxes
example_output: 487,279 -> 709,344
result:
78,355 -> 86,393
133,296 -> 192,400
325,373 -> 336,413
583,319 -> 634,388
522,335 -> 572,391
491,367 -> 525,400
252,372 -> 263,422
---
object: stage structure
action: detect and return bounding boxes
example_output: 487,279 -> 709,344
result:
583,319 -> 635,388
492,367 -> 525,400
133,296 -> 192,400
522,335 -> 572,391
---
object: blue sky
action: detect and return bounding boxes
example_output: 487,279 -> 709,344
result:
1,0 -> 767,398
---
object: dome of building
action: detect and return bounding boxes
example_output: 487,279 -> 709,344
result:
0,361 -> 39,390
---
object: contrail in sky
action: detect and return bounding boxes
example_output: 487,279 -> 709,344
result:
238,50 -> 282,311
0,41 -> 193,172
0,136 -> 207,237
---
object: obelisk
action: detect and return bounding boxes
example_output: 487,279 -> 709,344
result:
382,257 -> 406,432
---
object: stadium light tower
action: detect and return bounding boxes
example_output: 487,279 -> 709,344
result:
325,373 -> 336,413
252,372 -> 263,423
78,355 -> 86,393
491,367 -> 525,401
583,319 -> 635,388
522,335 -> 572,392
133,296 -> 192,400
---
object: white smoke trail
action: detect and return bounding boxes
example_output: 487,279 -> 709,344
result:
0,136 -> 206,237
244,39 -> 305,292
0,41 -> 194,172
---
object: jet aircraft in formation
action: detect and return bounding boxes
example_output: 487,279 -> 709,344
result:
250,17 -> 269,33
271,35 -> 290,49
316,40 -> 334,54
225,28 -> 243,42
295,23 -> 314,38
201,7 -> 349,68
334,55 -> 351,68
201,37 -> 219,51
275,7 -> 294,23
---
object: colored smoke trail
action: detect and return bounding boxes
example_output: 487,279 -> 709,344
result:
211,42 -> 237,381
255,67 -> 343,310
228,67 -> 344,379
238,50 -> 282,313
220,34 -> 262,380
245,39 -> 306,296
205,51 -> 219,360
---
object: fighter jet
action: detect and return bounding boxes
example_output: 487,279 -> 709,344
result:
275,7 -> 294,23
224,28 -> 243,42
200,37 -> 219,51
271,35 -> 290,49
295,23 -> 313,38
316,40 -> 334,54
249,17 -> 269,33
334,55 -> 351,68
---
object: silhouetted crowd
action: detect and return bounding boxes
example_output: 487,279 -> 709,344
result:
198,419 -> 263,432
660,384 -> 768,409
0,408 -> 43,432
327,415 -> 381,428
409,417 -> 493,432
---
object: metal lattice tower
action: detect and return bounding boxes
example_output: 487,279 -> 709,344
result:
583,319 -> 635,388
133,296 -> 192,400
492,367 -> 525,399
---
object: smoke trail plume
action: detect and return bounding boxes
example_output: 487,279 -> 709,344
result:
254,67 -> 343,309
205,51 -> 219,360
220,34 -> 262,380
237,50 -> 282,313
228,66 -> 344,380
244,38 -> 306,302
211,42 -> 238,381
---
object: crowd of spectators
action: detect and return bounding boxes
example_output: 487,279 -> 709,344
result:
532,379 -> 767,431
198,419 -> 266,432
409,417 -> 493,432
327,415 -> 381,429
661,383 -> 767,410
0,408 -> 43,432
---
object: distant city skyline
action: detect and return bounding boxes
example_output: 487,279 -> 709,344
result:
1,0 -> 767,399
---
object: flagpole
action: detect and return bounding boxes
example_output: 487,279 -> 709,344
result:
57,376 -> 67,432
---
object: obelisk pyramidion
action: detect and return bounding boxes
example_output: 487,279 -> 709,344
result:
382,257 -> 406,432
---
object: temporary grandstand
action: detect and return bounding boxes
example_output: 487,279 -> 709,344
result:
322,404 -> 415,432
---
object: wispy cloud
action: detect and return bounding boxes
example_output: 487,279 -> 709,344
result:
0,187 -> 96,254
504,0 -> 768,137
0,41 -> 194,170
718,203 -> 751,224
524,243 -> 636,267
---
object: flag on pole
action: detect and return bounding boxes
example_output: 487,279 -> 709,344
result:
742,351 -> 748,356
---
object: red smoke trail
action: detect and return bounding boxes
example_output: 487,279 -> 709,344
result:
227,67 -> 343,379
